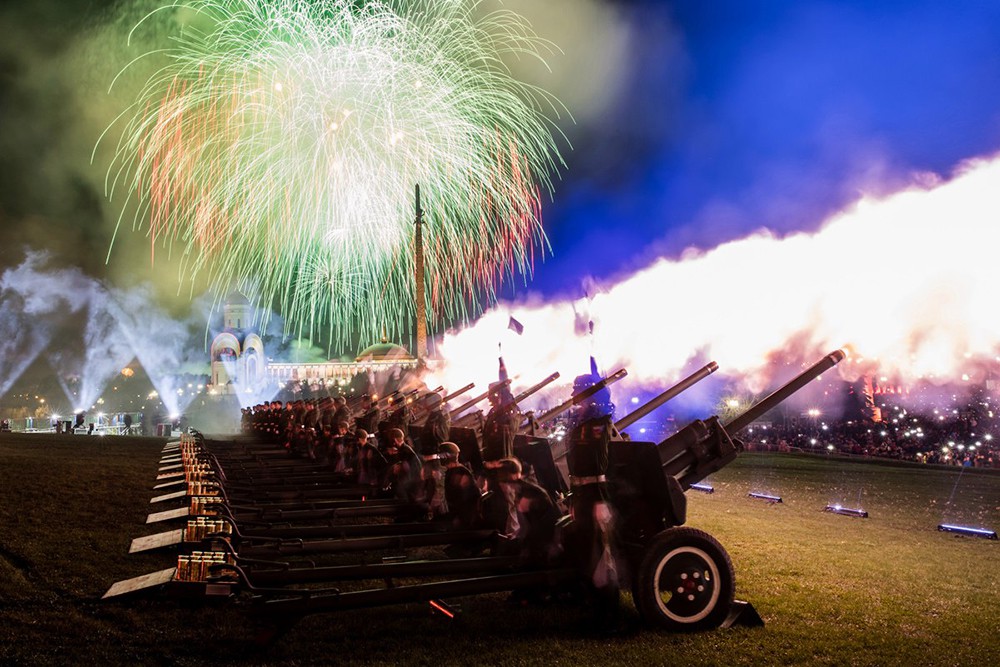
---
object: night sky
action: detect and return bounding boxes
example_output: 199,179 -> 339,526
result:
534,0 -> 1000,298
3,0 -> 1000,326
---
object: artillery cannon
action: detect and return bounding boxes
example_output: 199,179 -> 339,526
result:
108,349 -> 846,639
607,349 -> 845,628
411,382 -> 475,426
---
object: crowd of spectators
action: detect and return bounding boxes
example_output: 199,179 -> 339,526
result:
740,400 -> 998,467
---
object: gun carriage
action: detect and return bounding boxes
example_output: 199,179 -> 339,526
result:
109,350 -> 846,638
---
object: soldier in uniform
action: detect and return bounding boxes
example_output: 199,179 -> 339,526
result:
384,428 -> 423,505
356,394 -> 380,434
496,457 -> 561,567
564,357 -> 620,630
482,389 -> 518,450
327,420 -> 352,473
418,392 -> 451,456
333,396 -> 352,429
440,441 -> 481,530
482,358 -> 520,463
355,429 -> 388,487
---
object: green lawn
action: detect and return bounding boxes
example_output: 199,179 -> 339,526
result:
1,433 -> 998,666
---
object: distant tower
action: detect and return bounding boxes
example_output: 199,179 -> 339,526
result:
415,184 -> 428,360
209,291 -> 266,392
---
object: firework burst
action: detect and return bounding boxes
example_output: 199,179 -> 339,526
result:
101,0 -> 566,347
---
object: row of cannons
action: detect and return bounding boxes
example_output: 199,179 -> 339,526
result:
104,350 -> 847,641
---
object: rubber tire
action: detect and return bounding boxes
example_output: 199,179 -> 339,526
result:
634,526 -> 735,631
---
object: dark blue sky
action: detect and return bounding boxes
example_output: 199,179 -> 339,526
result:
530,0 -> 1000,298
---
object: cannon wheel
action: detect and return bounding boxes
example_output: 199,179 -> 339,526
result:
634,527 -> 734,631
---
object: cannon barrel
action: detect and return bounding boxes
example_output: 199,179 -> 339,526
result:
388,388 -> 424,408
374,390 -> 401,406
441,382 -> 475,404
656,349 -> 847,490
534,368 -> 628,427
725,349 -> 847,434
411,386 -> 444,404
412,383 -> 474,425
449,379 -> 511,419
513,372 -> 560,406
512,372 -> 562,431
614,362 -> 718,432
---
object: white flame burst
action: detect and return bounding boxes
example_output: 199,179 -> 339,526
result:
429,153 -> 1000,398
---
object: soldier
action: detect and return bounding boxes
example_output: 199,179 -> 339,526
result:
387,397 -> 413,432
356,394 -> 380,434
384,428 -> 423,504
333,395 -> 352,429
482,358 -> 520,463
418,391 -> 451,456
439,441 -> 482,536
564,357 -> 620,630
302,400 -> 321,460
324,420 -> 350,471
495,457 -> 561,566
355,429 -> 388,487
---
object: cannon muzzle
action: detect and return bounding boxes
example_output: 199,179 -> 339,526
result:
614,362 -> 718,432
533,368 -> 628,427
724,349 -> 846,434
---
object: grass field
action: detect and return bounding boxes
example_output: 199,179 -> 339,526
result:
1,432 -> 998,666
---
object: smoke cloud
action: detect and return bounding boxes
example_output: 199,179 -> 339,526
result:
430,155 -> 1000,404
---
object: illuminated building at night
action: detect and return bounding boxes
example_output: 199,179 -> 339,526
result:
208,292 -> 267,394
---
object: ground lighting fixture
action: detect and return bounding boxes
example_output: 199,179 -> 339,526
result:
937,524 -> 998,540
748,491 -> 782,503
824,504 -> 869,518
690,483 -> 714,494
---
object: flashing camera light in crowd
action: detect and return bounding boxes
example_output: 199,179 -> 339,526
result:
748,491 -> 783,503
937,524 -> 998,540
690,483 -> 715,494
824,504 -> 869,518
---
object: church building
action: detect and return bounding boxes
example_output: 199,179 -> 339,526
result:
208,292 -> 267,393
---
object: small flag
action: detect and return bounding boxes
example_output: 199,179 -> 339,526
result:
508,316 -> 524,335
